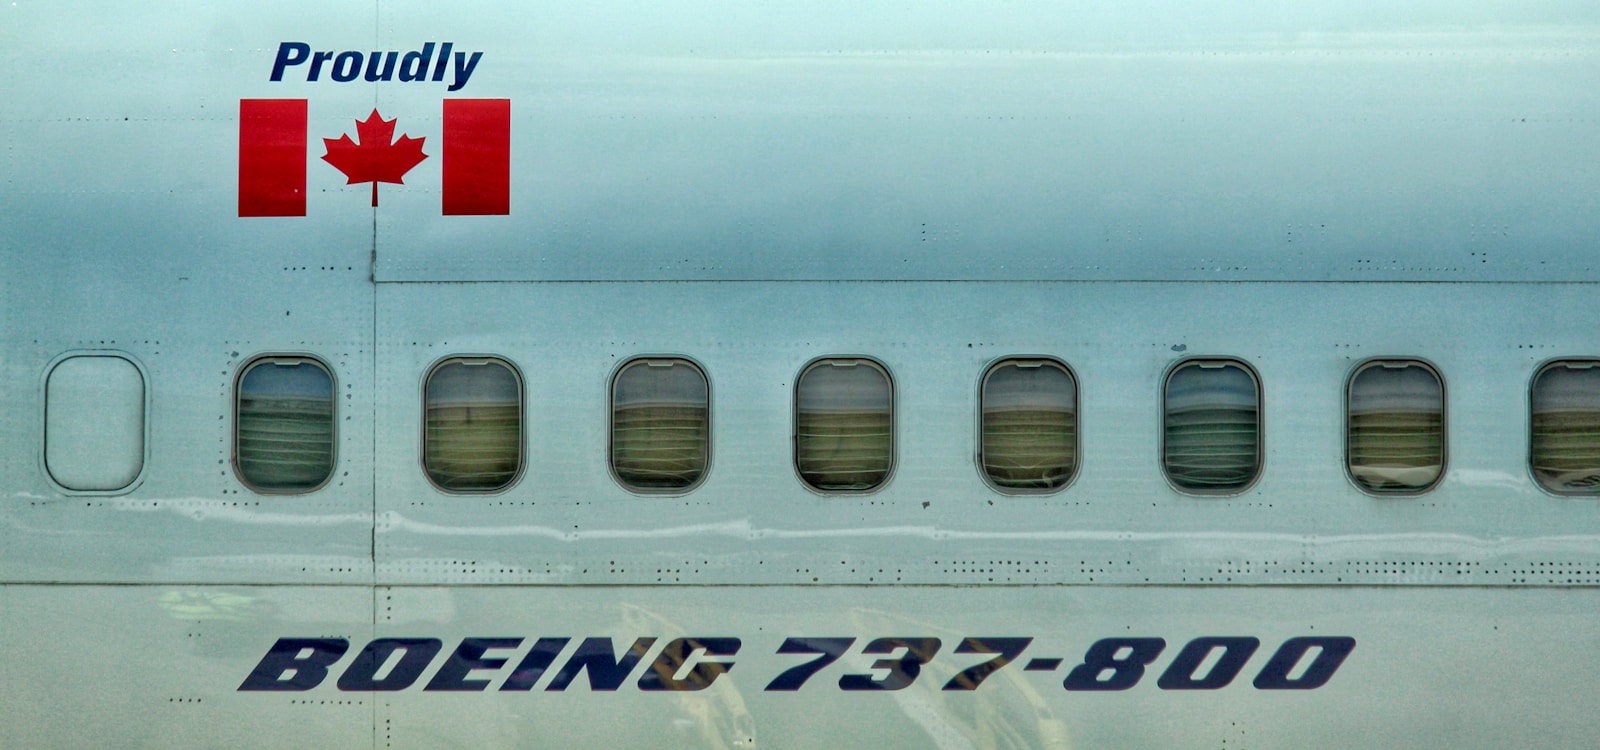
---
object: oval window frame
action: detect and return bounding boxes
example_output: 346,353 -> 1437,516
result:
976,356 -> 1080,495
41,350 -> 151,496
1528,358 -> 1600,497
1343,358 -> 1447,496
420,355 -> 526,495
232,353 -> 339,495
608,355 -> 713,495
1160,357 -> 1264,496
792,356 -> 897,495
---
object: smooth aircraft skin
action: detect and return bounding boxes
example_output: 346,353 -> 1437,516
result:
4,2 -> 1600,747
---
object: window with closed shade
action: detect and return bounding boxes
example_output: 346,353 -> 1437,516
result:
980,359 -> 1078,493
795,358 -> 894,492
46,354 -> 146,492
1530,360 -> 1600,495
611,358 -> 710,492
1163,359 -> 1261,494
423,357 -> 522,492
1346,360 -> 1445,494
235,356 -> 335,493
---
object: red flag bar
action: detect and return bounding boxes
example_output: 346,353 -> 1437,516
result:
442,99 -> 511,215
238,99 -> 308,217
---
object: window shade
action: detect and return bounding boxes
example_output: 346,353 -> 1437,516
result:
424,358 -> 522,492
1347,361 -> 1444,493
1531,361 -> 1600,494
796,359 -> 893,492
1164,361 -> 1261,493
612,359 -> 710,491
981,360 -> 1077,491
236,358 -> 335,492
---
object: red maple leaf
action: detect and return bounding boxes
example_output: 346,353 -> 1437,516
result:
321,109 -> 428,207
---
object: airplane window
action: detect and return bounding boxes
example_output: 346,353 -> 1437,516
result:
795,358 -> 894,492
611,358 -> 710,492
1163,359 -> 1262,494
1530,360 -> 1600,495
45,354 -> 146,492
423,357 -> 523,493
980,359 -> 1078,493
1346,360 -> 1445,494
235,356 -> 336,493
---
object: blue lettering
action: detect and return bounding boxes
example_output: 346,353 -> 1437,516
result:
270,42 -> 310,82
1253,636 -> 1356,690
1157,637 -> 1260,690
330,51 -> 362,83
308,51 -> 332,81
398,43 -> 435,82
432,42 -> 453,82
236,632 -> 1357,695
637,638 -> 741,691
238,638 -> 348,691
1063,638 -> 1166,691
335,638 -> 442,691
365,51 -> 399,82
499,637 -> 571,691
423,638 -> 523,691
448,51 -> 482,92
546,637 -> 656,692
269,42 -> 482,89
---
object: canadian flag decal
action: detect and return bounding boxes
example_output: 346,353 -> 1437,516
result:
238,98 -> 509,217
321,109 -> 429,208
